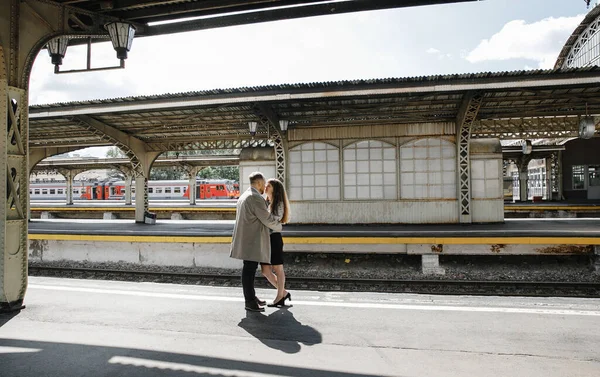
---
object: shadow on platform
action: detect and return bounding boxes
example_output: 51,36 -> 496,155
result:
0,310 -> 20,328
0,338 -> 376,377
238,308 -> 322,354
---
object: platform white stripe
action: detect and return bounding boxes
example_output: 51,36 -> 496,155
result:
29,284 -> 600,317
109,356 -> 287,377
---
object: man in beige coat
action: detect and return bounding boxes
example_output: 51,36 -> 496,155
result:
230,172 -> 282,312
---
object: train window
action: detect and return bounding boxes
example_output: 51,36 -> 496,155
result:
35,189 -> 40,195
49,189 -> 56,195
29,189 -> 33,194
183,187 -> 187,193
156,188 -> 162,194
149,188 -> 153,194
42,189 -> 48,195
174,187 -> 181,194
132,188 -> 136,193
57,189 -> 64,194
165,188 -> 172,194
73,189 -> 79,194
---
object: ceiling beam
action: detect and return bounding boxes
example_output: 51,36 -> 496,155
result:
145,0 -> 477,36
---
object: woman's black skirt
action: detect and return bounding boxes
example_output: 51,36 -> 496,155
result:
265,232 -> 284,265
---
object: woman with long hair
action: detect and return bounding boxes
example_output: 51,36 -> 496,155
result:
260,178 -> 291,307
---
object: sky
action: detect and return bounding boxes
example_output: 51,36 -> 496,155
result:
28,0 -> 595,157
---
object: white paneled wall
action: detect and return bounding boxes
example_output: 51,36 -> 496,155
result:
289,142 -> 340,200
283,137 -> 502,223
343,140 -> 397,199
471,159 -> 502,199
399,138 -> 456,199
239,163 -> 276,193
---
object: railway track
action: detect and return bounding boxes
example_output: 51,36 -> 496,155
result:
28,265 -> 600,298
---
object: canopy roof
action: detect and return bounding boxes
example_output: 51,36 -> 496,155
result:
29,67 -> 600,152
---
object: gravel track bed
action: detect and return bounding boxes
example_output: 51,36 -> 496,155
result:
28,254 -> 600,297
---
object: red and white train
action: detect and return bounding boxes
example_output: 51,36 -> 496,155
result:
29,179 -> 240,201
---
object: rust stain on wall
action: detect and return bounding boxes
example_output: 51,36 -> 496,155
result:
29,239 -> 48,259
491,244 -> 505,253
431,244 -> 443,253
535,245 -> 593,254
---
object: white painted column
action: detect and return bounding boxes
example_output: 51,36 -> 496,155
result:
188,167 -> 200,205
134,175 -> 148,223
125,174 -> 133,205
545,158 -> 552,201
65,171 -> 73,205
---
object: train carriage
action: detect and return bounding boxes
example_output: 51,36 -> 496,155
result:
29,179 -> 240,201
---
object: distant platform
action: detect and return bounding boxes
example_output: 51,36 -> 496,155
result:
505,201 -> 600,218
27,219 -> 600,271
28,218 -> 600,243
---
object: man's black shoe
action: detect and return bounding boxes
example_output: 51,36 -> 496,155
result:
255,297 -> 266,306
245,300 -> 265,312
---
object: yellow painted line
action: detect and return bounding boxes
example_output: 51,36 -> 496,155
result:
28,234 -> 232,243
153,207 -> 235,212
31,207 -> 133,212
30,207 -> 236,212
27,234 -> 600,245
506,206 -> 600,211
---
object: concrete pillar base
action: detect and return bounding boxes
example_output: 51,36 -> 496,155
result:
593,246 -> 600,274
103,212 -> 117,220
0,300 -> 26,314
422,255 -> 445,275
171,212 -> 184,220
41,211 -> 54,220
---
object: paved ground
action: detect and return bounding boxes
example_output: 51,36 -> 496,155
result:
28,218 -> 600,237
1,277 -> 599,377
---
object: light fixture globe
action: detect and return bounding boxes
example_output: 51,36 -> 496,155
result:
105,21 -> 136,60
522,140 -> 532,155
278,120 -> 289,133
579,116 -> 596,139
248,121 -> 258,136
46,36 -> 70,66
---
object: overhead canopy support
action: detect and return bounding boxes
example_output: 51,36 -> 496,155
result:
253,103 -> 287,187
73,115 -> 161,222
456,92 -> 484,223
29,147 -> 82,172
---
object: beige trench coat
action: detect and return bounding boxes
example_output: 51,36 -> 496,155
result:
230,187 -> 282,263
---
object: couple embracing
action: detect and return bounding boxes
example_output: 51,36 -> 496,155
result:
230,172 -> 291,312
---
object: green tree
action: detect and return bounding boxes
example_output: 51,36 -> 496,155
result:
197,166 -> 239,180
105,147 -> 125,158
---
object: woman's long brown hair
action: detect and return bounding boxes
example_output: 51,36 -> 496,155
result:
267,178 -> 290,224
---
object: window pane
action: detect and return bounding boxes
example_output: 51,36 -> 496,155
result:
357,186 -> 370,198
315,150 -> 327,161
288,142 -> 341,201
371,186 -> 383,199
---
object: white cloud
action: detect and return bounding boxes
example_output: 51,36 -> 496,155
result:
466,15 -> 585,69
426,47 -> 441,54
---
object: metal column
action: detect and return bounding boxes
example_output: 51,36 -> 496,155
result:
0,42 -> 28,312
517,157 -> 531,202
186,167 -> 201,205
545,158 -> 552,201
58,169 -> 74,205
456,92 -> 483,224
134,175 -> 148,222
125,174 -> 133,205
65,171 -> 73,205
